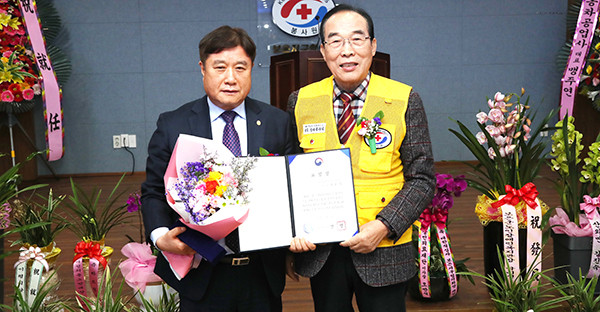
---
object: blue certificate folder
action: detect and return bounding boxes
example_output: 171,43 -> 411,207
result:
236,148 -> 359,252
170,219 -> 226,264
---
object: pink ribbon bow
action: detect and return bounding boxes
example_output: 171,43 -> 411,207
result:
491,183 -> 539,209
118,242 -> 162,292
581,195 -> 600,219
14,246 -> 49,272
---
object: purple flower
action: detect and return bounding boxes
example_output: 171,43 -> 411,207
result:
126,193 -> 141,213
430,173 -> 467,212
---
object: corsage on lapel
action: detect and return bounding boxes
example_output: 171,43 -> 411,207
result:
356,110 -> 384,154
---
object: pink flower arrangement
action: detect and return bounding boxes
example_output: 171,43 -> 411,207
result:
474,92 -> 531,159
450,89 -> 554,200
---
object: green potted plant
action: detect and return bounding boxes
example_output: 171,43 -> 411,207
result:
460,248 -> 571,312
10,189 -> 69,251
547,116 -> 600,292
409,173 -> 473,301
66,174 -> 132,300
449,89 -> 555,282
64,267 -> 140,312
66,174 -> 131,243
553,269 -> 600,312
0,271 -> 68,312
6,189 -> 70,301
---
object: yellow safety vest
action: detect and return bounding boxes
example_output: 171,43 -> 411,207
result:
295,74 -> 413,247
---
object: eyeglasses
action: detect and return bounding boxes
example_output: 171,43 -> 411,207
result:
323,36 -> 371,50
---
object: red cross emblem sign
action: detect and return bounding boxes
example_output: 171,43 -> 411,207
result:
272,0 -> 335,37
365,128 -> 392,150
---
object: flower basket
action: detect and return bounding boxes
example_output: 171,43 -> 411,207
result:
546,116 -> 600,287
72,239 -> 113,300
475,191 -> 549,285
14,242 -> 62,305
410,173 -> 469,301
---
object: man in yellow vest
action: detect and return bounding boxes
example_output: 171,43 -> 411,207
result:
288,4 -> 435,312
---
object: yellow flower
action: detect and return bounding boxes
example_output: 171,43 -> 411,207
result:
7,17 -> 21,30
215,185 -> 227,197
0,13 -> 11,28
206,171 -> 222,181
0,70 -> 13,82
1,57 -> 8,64
587,65 -> 593,75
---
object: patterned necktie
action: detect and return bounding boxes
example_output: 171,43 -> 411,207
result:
221,110 -> 241,157
221,110 -> 241,253
337,92 -> 356,144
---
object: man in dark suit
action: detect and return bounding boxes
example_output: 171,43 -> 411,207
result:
288,4 -> 435,312
141,25 -> 297,312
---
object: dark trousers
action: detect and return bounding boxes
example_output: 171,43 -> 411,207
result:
309,245 -> 407,312
179,258 -> 281,312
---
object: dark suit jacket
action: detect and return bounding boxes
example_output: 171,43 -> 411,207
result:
141,96 -> 298,300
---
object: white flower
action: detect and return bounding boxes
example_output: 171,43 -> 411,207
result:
488,108 -> 505,123
504,144 -> 516,155
476,112 -> 488,124
487,147 -> 496,159
476,132 -> 487,145
494,135 -> 506,146
494,92 -> 505,103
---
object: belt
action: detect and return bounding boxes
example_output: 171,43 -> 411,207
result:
218,254 -> 256,266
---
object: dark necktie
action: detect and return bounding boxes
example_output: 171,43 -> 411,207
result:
338,92 -> 356,144
221,110 -> 242,157
221,110 -> 241,253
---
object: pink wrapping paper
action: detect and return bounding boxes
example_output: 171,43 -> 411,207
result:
162,134 -> 250,278
549,208 -> 593,237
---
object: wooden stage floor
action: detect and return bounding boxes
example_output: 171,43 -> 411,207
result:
2,162 -> 567,311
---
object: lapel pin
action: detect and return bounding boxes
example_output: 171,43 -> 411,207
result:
256,120 -> 261,126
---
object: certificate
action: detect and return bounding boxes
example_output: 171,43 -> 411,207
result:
238,148 -> 358,252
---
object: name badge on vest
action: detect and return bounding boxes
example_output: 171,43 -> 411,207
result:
303,123 -> 326,134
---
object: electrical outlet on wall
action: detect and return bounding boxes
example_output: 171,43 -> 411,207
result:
121,134 -> 129,147
113,135 -> 121,148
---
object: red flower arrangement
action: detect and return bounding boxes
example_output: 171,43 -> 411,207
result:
0,0 -> 41,108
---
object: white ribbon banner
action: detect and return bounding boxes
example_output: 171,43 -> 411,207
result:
499,197 -> 543,286
19,0 -> 64,161
14,247 -> 49,308
501,204 -> 521,280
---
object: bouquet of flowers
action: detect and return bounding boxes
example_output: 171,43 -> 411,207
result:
163,134 -> 255,277
450,89 -> 553,227
548,116 -> 600,235
172,155 -> 253,225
